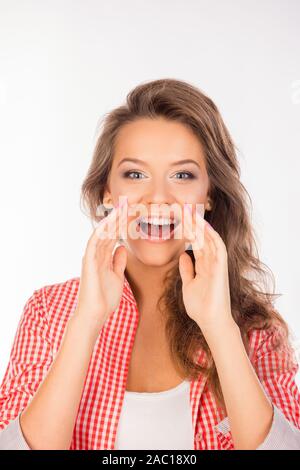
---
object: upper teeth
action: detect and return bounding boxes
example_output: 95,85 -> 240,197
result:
139,216 -> 175,226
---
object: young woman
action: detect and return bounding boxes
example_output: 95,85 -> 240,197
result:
0,78 -> 300,450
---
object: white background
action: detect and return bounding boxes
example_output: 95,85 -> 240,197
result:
0,0 -> 299,386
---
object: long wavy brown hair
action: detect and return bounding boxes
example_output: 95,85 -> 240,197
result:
80,78 -> 291,413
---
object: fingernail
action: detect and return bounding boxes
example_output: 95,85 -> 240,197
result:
196,204 -> 204,217
120,196 -> 127,207
184,203 -> 192,214
115,196 -> 127,209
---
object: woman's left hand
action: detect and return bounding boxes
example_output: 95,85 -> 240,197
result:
178,206 -> 236,334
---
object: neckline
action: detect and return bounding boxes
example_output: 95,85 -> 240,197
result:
124,379 -> 190,399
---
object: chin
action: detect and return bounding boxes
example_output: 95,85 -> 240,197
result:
126,239 -> 185,267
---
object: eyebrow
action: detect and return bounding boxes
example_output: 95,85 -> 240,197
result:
117,158 -> 201,169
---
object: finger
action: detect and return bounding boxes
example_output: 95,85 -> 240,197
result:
184,204 -> 205,252
95,213 -> 124,260
204,221 -> 227,259
99,237 -> 119,267
179,252 -> 195,286
87,207 -> 118,249
97,207 -> 120,240
84,205 -> 123,263
84,225 -> 105,259
109,197 -> 128,241
182,204 -> 197,244
117,199 -> 129,241
97,196 -> 128,241
112,245 -> 127,278
97,201 -> 128,265
200,222 -> 216,258
92,216 -> 118,266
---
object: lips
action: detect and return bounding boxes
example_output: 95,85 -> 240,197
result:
136,220 -> 178,240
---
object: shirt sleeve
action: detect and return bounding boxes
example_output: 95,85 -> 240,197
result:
250,324 -> 300,450
0,288 -> 53,449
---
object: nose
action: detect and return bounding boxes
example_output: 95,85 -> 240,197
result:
143,180 -> 174,207
132,180 -> 182,222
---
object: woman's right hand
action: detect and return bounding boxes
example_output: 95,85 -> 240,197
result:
74,197 -> 128,335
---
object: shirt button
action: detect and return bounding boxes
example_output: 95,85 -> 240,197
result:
196,432 -> 202,442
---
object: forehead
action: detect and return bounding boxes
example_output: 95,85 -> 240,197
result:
113,117 -> 206,168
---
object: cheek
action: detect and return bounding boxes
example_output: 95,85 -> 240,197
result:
109,181 -> 142,204
178,185 -> 208,204
107,186 -> 135,209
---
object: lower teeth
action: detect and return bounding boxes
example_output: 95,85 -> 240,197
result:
139,222 -> 175,238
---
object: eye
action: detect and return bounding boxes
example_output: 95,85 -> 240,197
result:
122,170 -> 146,179
174,171 -> 195,180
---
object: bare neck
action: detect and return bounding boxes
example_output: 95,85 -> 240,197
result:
124,253 -> 177,322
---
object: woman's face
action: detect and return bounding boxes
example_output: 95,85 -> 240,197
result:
104,117 -> 210,266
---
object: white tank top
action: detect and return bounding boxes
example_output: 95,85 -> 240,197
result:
114,379 -> 194,450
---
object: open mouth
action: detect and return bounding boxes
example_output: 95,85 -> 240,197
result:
136,218 -> 180,240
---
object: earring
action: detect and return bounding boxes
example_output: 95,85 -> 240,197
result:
206,198 -> 212,211
103,199 -> 114,214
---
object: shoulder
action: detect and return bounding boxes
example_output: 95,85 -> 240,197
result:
25,277 -> 81,341
41,276 -> 80,306
24,275 -> 135,347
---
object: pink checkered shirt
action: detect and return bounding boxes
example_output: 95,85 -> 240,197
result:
0,276 -> 300,449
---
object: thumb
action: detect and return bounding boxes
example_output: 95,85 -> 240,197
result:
112,245 -> 127,278
179,252 -> 194,286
